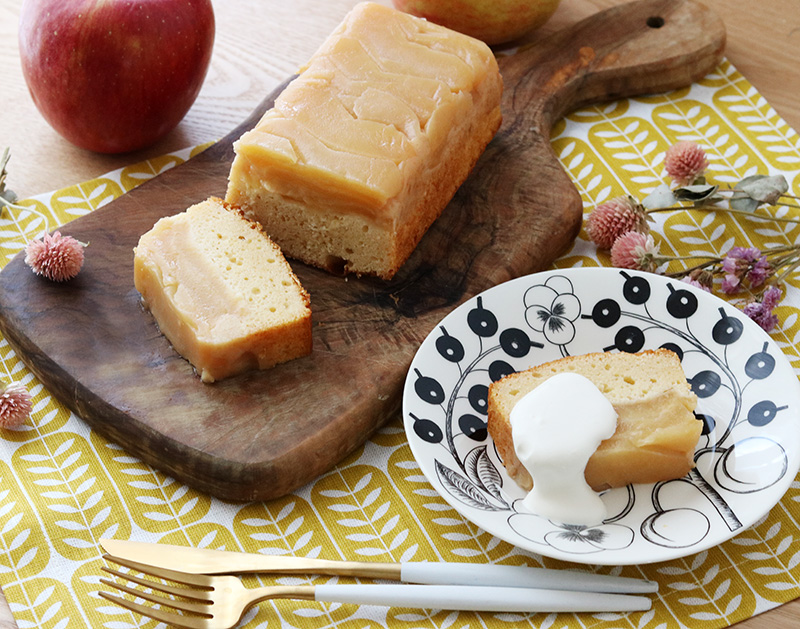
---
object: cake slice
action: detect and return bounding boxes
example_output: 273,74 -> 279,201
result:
488,349 -> 701,491
133,197 -> 312,383
225,2 -> 503,279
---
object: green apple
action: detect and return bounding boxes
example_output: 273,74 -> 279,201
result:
393,0 -> 560,45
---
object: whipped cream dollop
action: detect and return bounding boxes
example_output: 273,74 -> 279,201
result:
510,372 -> 618,526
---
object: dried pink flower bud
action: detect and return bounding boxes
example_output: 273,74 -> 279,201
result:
685,269 -> 714,291
664,141 -> 709,186
586,196 -> 650,249
610,231 -> 661,272
743,285 -> 782,333
0,381 -> 32,429
24,231 -> 85,282
721,246 -> 772,294
681,276 -> 712,293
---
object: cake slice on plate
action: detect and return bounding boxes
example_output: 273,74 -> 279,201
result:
488,349 -> 702,491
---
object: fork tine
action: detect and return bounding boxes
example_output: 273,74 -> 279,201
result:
101,566 -> 211,602
98,590 -> 207,629
103,554 -> 212,587
100,575 -> 212,615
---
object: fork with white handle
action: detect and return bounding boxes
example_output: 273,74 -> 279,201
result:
99,538 -> 658,593
100,556 -> 653,629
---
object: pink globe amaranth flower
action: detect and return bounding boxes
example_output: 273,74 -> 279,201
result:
586,196 -> 650,249
664,141 -> 709,186
610,231 -> 661,272
0,381 -> 32,429
24,231 -> 85,282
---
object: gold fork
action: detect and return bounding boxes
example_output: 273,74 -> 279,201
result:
99,556 -> 652,628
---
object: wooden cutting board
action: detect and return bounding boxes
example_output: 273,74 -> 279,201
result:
0,0 -> 724,501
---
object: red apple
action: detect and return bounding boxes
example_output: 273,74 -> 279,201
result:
393,0 -> 560,46
18,0 -> 215,154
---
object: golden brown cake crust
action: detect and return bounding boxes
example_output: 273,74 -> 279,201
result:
225,2 -> 503,280
487,349 -> 701,492
134,197 -> 312,383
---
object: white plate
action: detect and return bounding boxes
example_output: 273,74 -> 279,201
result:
402,268 -> 800,565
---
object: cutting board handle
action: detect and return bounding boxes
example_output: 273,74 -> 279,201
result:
446,0 -> 726,296
506,0 -> 726,127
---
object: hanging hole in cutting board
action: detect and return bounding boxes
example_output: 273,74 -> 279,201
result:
647,16 -> 665,28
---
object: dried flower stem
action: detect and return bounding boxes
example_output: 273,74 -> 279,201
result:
588,141 -> 796,333
772,255 -> 800,284
646,202 -> 800,223
664,244 -> 800,276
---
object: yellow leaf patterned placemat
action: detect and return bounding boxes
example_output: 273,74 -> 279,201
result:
1,59 -> 799,629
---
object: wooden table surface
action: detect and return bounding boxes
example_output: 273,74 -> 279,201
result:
0,0 -> 797,627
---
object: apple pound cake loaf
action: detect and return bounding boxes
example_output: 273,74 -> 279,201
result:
225,2 -> 503,279
134,197 -> 312,383
488,349 -> 701,492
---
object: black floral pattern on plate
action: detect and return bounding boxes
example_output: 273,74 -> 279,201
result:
404,269 -> 799,564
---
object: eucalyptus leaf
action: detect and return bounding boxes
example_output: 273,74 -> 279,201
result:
0,189 -> 17,206
729,195 -> 759,213
674,184 -> 719,203
734,174 -> 788,205
642,183 -> 676,210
